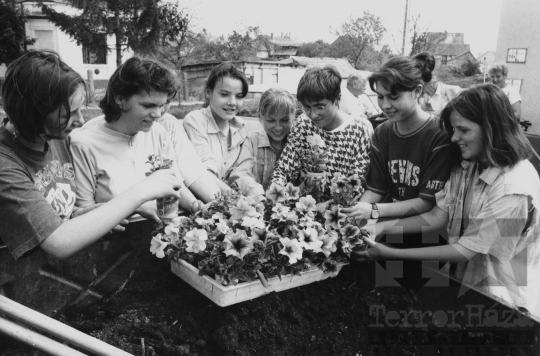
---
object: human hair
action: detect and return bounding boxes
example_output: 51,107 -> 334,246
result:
1,50 -> 86,142
369,54 -> 434,94
100,57 -> 178,122
297,65 -> 342,104
347,74 -> 367,89
259,87 -> 296,120
488,63 -> 509,77
440,83 -> 533,167
204,62 -> 249,98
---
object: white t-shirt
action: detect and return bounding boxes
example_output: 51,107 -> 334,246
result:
502,85 -> 522,105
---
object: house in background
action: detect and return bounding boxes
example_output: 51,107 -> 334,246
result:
428,32 -> 476,69
0,1 -> 128,81
256,33 -> 301,60
477,51 -> 496,74
495,0 -> 539,134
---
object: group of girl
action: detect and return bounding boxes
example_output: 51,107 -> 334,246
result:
1,49 -> 539,316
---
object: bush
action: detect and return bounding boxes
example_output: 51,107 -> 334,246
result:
460,59 -> 481,77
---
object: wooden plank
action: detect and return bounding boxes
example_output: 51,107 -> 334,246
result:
171,259 -> 347,307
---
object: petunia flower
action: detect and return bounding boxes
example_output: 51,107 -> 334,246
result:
230,198 -> 257,220
347,175 -> 363,191
297,227 -> 323,252
284,183 -> 300,201
279,238 -> 304,264
321,259 -> 338,273
241,216 -> 266,230
150,234 -> 169,258
271,203 -> 290,220
195,217 -> 214,227
324,205 -> 347,229
306,134 -> 326,148
185,228 -> 208,253
340,224 -> 360,240
285,211 -> 299,223
223,230 -> 253,259
321,231 -> 338,257
215,219 -> 230,234
164,224 -> 179,236
295,195 -> 317,213
265,182 -> 289,203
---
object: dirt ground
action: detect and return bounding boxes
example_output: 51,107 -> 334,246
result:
1,222 -> 539,356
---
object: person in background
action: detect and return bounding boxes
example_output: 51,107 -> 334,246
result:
183,62 -> 249,193
229,87 -> 297,193
355,84 -> 540,315
489,63 -> 522,120
339,73 -> 374,136
70,57 -> 200,222
414,52 -> 462,116
0,51 -> 181,260
271,65 -> 371,199
157,97 -> 221,203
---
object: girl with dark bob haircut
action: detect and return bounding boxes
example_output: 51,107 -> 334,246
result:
100,57 -> 178,123
356,84 -> 540,315
0,51 -> 181,312
71,56 -> 204,221
2,50 -> 86,142
183,62 -> 250,193
271,65 -> 371,201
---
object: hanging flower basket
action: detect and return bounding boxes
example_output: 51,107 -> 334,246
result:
170,259 -> 348,307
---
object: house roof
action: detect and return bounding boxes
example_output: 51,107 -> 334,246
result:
269,37 -> 301,47
288,56 -> 358,78
433,43 -> 471,56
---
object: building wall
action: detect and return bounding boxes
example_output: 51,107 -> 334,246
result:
495,0 -> 540,134
18,2 -> 129,81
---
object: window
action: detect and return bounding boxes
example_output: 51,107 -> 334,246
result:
441,55 -> 448,65
507,48 -> 527,63
82,37 -> 107,65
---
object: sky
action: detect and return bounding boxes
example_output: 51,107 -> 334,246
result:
179,0 -> 503,57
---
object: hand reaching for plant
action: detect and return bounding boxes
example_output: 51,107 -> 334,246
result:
341,202 -> 373,220
351,228 -> 391,262
136,169 -> 183,201
135,204 -> 160,223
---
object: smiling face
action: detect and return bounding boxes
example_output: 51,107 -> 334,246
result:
449,110 -> 487,164
301,99 -> 338,130
261,111 -> 294,143
206,76 -> 245,121
374,81 -> 419,124
44,85 -> 86,139
117,89 -> 168,135
490,71 -> 507,89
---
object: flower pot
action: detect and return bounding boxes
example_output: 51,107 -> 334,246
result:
170,259 -> 348,307
157,196 -> 179,220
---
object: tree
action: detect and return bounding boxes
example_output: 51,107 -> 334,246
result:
41,0 -> 185,66
152,3 -> 196,68
408,15 -> 447,56
334,11 -> 385,69
355,45 -> 392,72
296,40 -> 332,58
0,0 -> 35,65
189,26 -> 261,63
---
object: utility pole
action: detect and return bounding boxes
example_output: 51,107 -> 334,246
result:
402,0 -> 410,55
